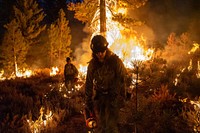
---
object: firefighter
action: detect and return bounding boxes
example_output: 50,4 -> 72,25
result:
64,57 -> 78,90
85,35 -> 127,133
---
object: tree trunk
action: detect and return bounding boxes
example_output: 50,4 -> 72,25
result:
14,50 -> 17,77
100,0 -> 106,35
50,46 -> 53,67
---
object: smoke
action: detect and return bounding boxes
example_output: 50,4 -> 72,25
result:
129,0 -> 200,43
188,17 -> 200,42
71,23 -> 93,68
132,24 -> 155,43
161,44 -> 191,67
73,36 -> 92,67
71,0 -> 200,68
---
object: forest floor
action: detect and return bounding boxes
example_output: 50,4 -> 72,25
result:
0,74 -> 132,133
47,113 -> 87,133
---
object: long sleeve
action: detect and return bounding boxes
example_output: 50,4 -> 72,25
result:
85,62 -> 94,112
116,57 -> 127,98
64,64 -> 67,79
73,64 -> 79,77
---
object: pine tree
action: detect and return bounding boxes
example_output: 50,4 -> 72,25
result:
0,19 -> 27,76
13,0 -> 46,46
47,9 -> 72,67
67,0 -> 147,33
162,32 -> 192,67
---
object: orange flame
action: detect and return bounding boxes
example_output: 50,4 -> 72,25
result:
90,1 -> 154,68
50,67 -> 59,76
16,69 -> 33,78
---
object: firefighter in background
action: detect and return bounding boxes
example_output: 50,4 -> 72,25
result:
85,35 -> 127,133
64,57 -> 78,89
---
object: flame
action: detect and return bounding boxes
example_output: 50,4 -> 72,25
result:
0,70 -> 6,80
0,68 -> 33,80
2,1 -> 153,80
117,8 -> 127,14
91,2 -> 124,44
78,64 -> 87,79
16,69 -> 32,78
50,67 -> 59,76
89,0 -> 154,69
197,61 -> 200,78
1,66 -> 61,80
188,43 -> 199,54
27,107 -> 53,133
188,43 -> 200,78
75,1 -> 154,78
110,37 -> 154,68
174,43 -> 200,85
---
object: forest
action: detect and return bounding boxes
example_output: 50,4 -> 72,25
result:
0,0 -> 200,133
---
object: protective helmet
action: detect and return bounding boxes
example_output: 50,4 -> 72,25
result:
66,57 -> 71,62
90,35 -> 108,53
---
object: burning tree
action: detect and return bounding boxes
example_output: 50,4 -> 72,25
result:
0,0 -> 199,132
67,0 -> 147,35
47,9 -> 72,67
162,32 -> 192,68
0,0 -> 46,77
161,32 -> 200,98
67,0 -> 152,69
1,19 -> 27,76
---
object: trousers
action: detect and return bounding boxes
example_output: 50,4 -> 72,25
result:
94,94 -> 120,133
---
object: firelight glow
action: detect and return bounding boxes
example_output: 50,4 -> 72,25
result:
89,0 -> 154,69
50,66 -> 59,76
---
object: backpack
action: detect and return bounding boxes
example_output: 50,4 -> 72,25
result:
65,64 -> 77,76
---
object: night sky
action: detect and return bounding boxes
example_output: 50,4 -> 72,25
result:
0,0 -> 200,45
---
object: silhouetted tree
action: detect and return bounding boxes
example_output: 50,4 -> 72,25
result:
13,0 -> 46,46
162,32 -> 192,67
